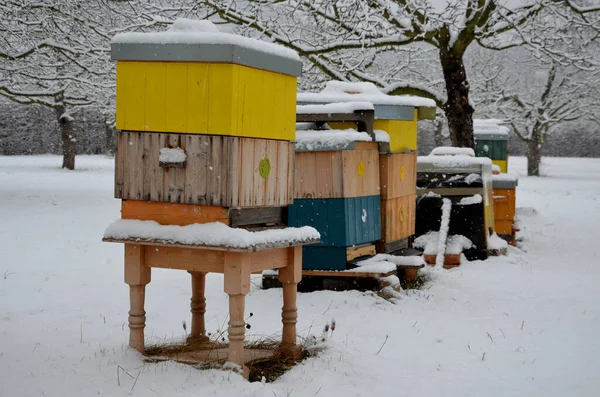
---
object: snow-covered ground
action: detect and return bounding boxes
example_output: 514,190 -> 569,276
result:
1,155 -> 599,397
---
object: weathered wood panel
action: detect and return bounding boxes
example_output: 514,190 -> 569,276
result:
115,131 -> 293,207
121,200 -> 230,226
379,152 -> 417,200
294,142 -> 379,199
380,194 -> 416,242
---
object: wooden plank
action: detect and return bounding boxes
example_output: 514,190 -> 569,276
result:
229,207 -> 284,227
377,237 -> 409,254
287,142 -> 295,203
249,248 -> 290,273
301,269 -> 396,278
121,200 -> 230,226
416,187 -> 484,197
141,132 -> 153,201
342,142 -> 379,198
381,195 -> 416,242
238,137 -> 255,206
144,246 -> 225,273
114,131 -> 125,198
379,152 -> 417,200
184,134 -> 208,204
346,244 -> 376,261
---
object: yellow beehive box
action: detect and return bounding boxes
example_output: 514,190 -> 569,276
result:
111,20 -> 301,140
297,81 -> 436,153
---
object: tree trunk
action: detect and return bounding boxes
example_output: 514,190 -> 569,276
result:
527,131 -> 542,176
105,122 -> 116,155
434,115 -> 445,148
440,48 -> 475,149
53,96 -> 76,170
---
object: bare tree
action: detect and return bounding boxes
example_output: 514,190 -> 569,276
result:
469,43 -> 600,176
203,0 -> 600,148
0,1 -> 208,169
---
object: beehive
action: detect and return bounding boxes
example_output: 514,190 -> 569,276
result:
111,21 -> 302,213
297,81 -> 436,153
297,82 -> 435,254
415,150 -> 496,260
492,174 -> 519,243
474,119 -> 510,173
288,133 -> 381,271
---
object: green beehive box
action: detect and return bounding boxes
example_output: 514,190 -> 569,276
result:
474,119 -> 510,173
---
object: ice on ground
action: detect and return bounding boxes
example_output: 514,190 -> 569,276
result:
104,219 -> 320,248
488,232 -> 509,250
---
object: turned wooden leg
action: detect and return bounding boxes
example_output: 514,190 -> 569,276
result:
278,246 -> 302,355
223,252 -> 251,375
188,271 -> 208,342
124,244 -> 151,353
227,294 -> 246,366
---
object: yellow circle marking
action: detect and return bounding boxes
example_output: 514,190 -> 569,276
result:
400,165 -> 406,180
357,161 -> 365,177
259,157 -> 271,179
399,207 -> 405,223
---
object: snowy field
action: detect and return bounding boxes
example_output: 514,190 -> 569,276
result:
1,154 -> 600,397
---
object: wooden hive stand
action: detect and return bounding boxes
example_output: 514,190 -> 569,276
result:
103,228 -> 318,376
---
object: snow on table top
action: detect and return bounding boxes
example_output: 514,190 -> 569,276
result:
103,219 -> 320,250
111,18 -> 300,61
296,102 -> 374,114
298,81 -> 436,108
430,147 -> 475,157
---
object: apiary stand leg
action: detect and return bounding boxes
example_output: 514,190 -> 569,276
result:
124,244 -> 151,353
187,271 -> 209,342
224,252 -> 251,377
278,246 -> 302,358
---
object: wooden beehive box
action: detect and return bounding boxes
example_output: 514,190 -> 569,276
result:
115,132 -> 294,207
377,152 -> 417,252
415,152 -> 496,259
297,81 -> 436,153
294,142 -> 379,199
111,22 -> 302,211
492,174 -> 519,241
474,119 -> 510,173
288,129 -> 382,271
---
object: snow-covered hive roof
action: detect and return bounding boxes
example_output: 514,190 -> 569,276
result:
473,119 -> 510,141
418,146 -> 492,174
297,81 -> 436,120
492,173 -> 519,189
111,18 -> 302,77
294,127 -> 389,152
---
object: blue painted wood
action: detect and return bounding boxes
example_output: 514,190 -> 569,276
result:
301,246 -> 348,271
287,195 -> 381,247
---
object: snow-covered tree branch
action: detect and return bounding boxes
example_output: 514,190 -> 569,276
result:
203,0 -> 600,148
